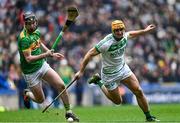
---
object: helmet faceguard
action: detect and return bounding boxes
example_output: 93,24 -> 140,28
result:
23,11 -> 38,33
111,20 -> 125,40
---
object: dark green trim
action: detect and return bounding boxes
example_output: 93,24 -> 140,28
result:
108,38 -> 127,51
94,46 -> 101,53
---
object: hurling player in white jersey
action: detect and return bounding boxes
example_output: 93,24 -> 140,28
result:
75,20 -> 159,122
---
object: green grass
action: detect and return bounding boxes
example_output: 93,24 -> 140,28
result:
0,104 -> 180,123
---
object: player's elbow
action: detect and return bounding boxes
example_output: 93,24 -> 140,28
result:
111,97 -> 123,105
25,57 -> 33,63
113,99 -> 122,105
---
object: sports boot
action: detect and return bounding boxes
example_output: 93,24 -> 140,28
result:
88,73 -> 101,85
146,116 -> 160,122
65,112 -> 80,122
23,89 -> 31,109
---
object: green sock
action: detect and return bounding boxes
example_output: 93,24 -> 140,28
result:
97,80 -> 104,88
64,104 -> 71,111
144,111 -> 151,118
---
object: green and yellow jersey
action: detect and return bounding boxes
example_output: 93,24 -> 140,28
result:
18,28 -> 44,74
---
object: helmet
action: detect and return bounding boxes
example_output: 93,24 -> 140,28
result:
23,11 -> 38,33
23,11 -> 37,23
111,20 -> 125,31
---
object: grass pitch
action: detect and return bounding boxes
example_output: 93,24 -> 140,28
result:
0,104 -> 180,123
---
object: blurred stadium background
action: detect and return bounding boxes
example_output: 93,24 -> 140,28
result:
0,0 -> 180,114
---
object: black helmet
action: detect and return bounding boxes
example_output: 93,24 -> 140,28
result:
23,11 -> 38,33
23,11 -> 37,23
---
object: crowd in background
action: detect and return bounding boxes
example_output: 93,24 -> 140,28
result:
0,0 -> 180,108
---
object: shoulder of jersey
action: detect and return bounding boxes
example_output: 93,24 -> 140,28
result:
104,34 -> 113,41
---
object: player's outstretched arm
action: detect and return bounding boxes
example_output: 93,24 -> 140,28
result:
128,24 -> 156,38
75,47 -> 100,80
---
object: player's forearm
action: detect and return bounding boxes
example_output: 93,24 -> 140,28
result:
41,42 -> 49,52
129,29 -> 147,38
79,47 -> 99,73
79,54 -> 92,73
25,52 -> 49,63
129,24 -> 156,38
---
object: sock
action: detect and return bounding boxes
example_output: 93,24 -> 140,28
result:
64,104 -> 71,112
66,110 -> 72,113
97,80 -> 104,88
144,111 -> 151,118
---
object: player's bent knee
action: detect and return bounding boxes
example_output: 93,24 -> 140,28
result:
112,98 -> 122,105
36,97 -> 45,103
114,101 -> 122,105
57,83 -> 66,91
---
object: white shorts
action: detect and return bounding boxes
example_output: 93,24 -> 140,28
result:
102,64 -> 133,90
23,61 -> 51,87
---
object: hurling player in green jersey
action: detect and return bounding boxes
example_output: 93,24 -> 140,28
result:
75,20 -> 159,122
18,11 -> 79,122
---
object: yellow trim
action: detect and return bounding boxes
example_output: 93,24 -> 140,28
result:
20,28 -> 30,39
22,48 -> 31,52
29,39 -> 41,51
20,30 -> 25,39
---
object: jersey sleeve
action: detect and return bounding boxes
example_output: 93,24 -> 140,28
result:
20,38 -> 31,51
94,39 -> 107,53
124,32 -> 130,40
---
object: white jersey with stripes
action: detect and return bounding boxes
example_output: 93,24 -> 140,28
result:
95,32 -> 130,82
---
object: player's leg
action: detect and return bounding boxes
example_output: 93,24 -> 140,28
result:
26,82 -> 45,103
88,73 -> 122,104
42,68 -> 79,122
42,68 -> 70,109
23,82 -> 45,108
23,72 -> 45,108
121,73 -> 159,121
102,85 -> 122,104
121,73 -> 149,111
